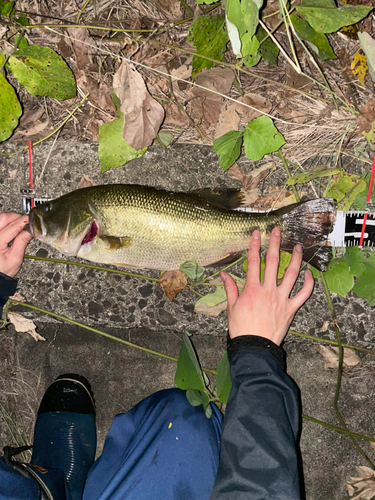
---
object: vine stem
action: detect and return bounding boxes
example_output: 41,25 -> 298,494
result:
301,414 -> 375,443
320,272 -> 374,468
10,301 -> 218,376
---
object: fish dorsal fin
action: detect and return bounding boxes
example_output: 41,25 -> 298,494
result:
192,188 -> 245,210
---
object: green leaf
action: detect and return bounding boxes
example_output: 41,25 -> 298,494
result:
0,74 -> 22,142
195,286 -> 227,308
354,173 -> 371,210
216,353 -> 232,404
278,252 -> 292,279
14,35 -> 29,49
175,333 -> 206,391
296,0 -> 372,34
342,247 -> 367,277
180,260 -> 205,280
98,97 -> 147,173
213,130 -> 243,171
188,15 -> 229,77
197,0 -> 218,3
353,263 -> 375,306
201,391 -> 212,418
157,130 -> 174,148
324,174 -> 366,210
257,26 -> 279,65
186,388 -> 204,406
14,14 -> 29,26
243,116 -> 285,161
358,32 -> 375,83
290,14 -> 336,60
7,46 -> 76,100
286,166 -> 341,186
226,0 -> 261,41
323,260 -> 354,297
242,34 -> 261,67
0,0 -> 14,16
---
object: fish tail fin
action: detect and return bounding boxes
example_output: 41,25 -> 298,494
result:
277,198 -> 336,272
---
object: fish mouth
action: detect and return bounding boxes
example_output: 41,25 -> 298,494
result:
81,221 -> 98,247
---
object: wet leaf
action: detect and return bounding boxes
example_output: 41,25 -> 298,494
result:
0,74 -> 22,142
175,333 -> 206,391
188,15 -> 229,77
7,312 -> 46,342
296,0 -> 372,34
286,166 -> 341,186
290,14 -> 336,60
194,287 -> 227,317
347,466 -> 375,499
159,270 -> 188,301
179,261 -> 205,280
113,61 -> 164,150
316,345 -> 361,370
7,46 -> 76,100
213,130 -> 243,171
358,32 -> 375,83
243,116 -> 285,161
216,353 -> 231,404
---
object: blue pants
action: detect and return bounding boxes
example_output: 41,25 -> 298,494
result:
0,389 -> 223,500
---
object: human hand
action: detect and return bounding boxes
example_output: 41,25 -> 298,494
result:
220,227 -> 315,346
0,212 -> 32,278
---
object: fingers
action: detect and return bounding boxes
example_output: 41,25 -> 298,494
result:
279,244 -> 303,295
0,212 -> 24,232
263,227 -> 281,285
245,230 -> 261,288
289,269 -> 315,311
11,230 -> 33,256
221,271 -> 239,308
0,215 -> 29,250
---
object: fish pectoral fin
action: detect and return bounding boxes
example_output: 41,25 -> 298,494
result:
209,251 -> 246,267
100,235 -> 133,250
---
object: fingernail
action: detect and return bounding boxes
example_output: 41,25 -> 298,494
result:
220,272 -> 227,282
252,230 -> 260,239
274,227 -> 281,236
295,244 -> 302,253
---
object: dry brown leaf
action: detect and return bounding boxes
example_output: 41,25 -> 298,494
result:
190,68 -> 235,98
285,65 -> 313,94
189,95 -> 223,125
370,442 -> 375,451
316,345 -> 361,371
11,108 -> 51,142
251,187 -> 299,210
159,271 -> 188,301
67,27 -> 97,71
78,175 -> 96,188
7,312 -> 46,342
9,293 -> 25,302
347,466 -> 375,499
227,162 -> 275,192
285,109 -> 308,124
76,70 -> 115,113
194,299 -> 227,317
113,61 -> 165,150
235,93 -> 272,124
164,103 -> 190,127
357,99 -> 375,134
150,0 -> 183,20
215,102 -> 240,139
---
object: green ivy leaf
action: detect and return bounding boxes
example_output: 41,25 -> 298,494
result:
290,14 -> 336,60
213,130 -> 243,171
216,353 -> 232,404
188,16 -> 229,77
243,116 -> 285,161
354,173 -> 371,210
7,46 -> 76,100
98,94 -> 147,172
296,0 -> 372,34
353,263 -> 375,306
195,286 -> 227,309
257,26 -> 279,65
286,166 -> 341,186
342,247 -> 367,277
323,259 -> 354,297
0,74 -> 22,142
180,260 -> 205,280
324,174 -> 366,210
175,333 -> 206,391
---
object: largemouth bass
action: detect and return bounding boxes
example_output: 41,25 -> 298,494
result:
29,184 -> 336,271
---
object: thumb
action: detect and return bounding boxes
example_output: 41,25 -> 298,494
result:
11,230 -> 33,255
220,272 -> 238,308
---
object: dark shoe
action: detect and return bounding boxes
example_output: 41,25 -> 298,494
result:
30,374 -> 96,500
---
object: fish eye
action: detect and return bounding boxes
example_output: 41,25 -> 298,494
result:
44,203 -> 53,213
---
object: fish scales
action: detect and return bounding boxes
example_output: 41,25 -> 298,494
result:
29,185 -> 336,271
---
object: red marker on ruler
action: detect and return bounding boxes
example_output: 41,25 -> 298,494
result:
359,154 -> 375,247
28,141 -> 34,209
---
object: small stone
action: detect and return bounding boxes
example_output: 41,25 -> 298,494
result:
158,309 -> 177,326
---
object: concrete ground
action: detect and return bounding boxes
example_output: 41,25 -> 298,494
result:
1,142 -> 375,499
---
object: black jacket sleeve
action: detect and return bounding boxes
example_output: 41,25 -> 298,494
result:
210,335 -> 301,500
0,272 -> 18,317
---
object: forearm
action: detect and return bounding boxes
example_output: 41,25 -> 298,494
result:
210,337 -> 301,500
0,273 -> 18,317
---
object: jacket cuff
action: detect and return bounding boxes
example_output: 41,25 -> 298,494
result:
227,335 -> 286,367
0,273 -> 18,316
